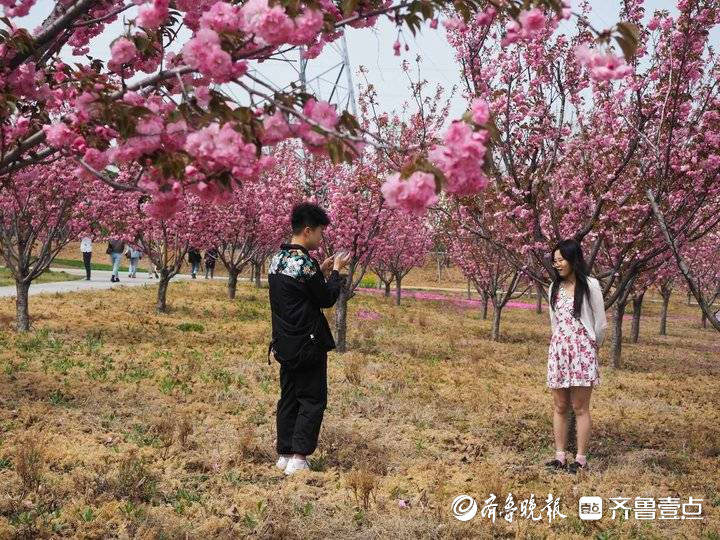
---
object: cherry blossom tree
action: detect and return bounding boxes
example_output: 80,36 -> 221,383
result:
0,1 -> 612,223
435,0 -> 719,366
308,157 -> 390,352
444,204 -> 530,341
370,210 -> 433,305
657,267 -> 679,336
189,144 -> 301,298
85,170 -> 193,312
0,159 -> 90,331
0,0 -> 638,238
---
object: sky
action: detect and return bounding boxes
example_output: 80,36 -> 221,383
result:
17,1 -> 720,122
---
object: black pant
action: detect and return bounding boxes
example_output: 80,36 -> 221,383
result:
276,352 -> 327,455
82,252 -> 92,279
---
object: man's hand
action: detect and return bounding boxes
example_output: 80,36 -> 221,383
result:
320,255 -> 334,275
333,251 -> 352,271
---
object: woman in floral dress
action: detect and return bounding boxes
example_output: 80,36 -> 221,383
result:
544,239 -> 607,474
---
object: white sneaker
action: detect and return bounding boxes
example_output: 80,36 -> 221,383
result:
283,457 -> 310,475
276,455 -> 291,470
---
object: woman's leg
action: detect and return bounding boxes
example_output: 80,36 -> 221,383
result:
570,386 -> 593,459
551,388 -> 571,457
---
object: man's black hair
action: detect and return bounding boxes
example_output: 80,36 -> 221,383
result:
291,202 -> 330,234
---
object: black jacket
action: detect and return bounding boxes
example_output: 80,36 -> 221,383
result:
267,243 -> 343,368
188,249 -> 202,264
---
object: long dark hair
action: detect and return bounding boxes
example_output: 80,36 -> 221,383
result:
550,239 -> 591,319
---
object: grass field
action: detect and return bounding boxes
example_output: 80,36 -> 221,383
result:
0,279 -> 717,539
0,268 -> 84,288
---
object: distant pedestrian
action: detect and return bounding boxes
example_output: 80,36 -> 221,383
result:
188,247 -> 202,279
127,245 -> 143,278
204,247 -> 219,279
106,238 -> 125,282
80,236 -> 93,280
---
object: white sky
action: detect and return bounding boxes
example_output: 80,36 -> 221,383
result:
18,1 -> 720,122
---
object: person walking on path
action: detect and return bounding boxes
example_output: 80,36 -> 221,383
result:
80,236 -> 93,280
204,247 -> 218,279
188,247 -> 202,279
544,239 -> 607,474
106,238 -> 125,283
268,202 -> 350,476
127,245 -> 143,278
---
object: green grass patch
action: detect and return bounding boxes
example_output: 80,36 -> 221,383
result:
51,257 -> 149,273
177,322 -> 204,333
0,267 -> 84,287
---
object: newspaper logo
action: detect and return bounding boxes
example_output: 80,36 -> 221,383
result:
579,496 -> 603,520
451,495 -> 478,521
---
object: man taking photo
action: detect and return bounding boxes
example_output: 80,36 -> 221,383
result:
267,202 -> 351,475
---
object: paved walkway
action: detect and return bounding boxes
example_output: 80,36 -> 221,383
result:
0,268 -> 203,298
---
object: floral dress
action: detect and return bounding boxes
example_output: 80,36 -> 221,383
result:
547,285 -> 600,389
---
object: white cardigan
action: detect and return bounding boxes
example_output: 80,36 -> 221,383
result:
548,276 -> 608,347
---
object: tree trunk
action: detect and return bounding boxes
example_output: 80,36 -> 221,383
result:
334,287 -> 349,353
15,280 -> 31,332
227,270 -> 239,299
535,282 -> 543,314
611,299 -> 627,368
630,292 -> 644,343
467,279 -> 471,300
157,274 -> 170,313
481,294 -> 489,320
395,275 -> 402,306
254,261 -> 261,288
702,312 -> 707,328
491,305 -> 502,341
659,289 -> 671,336
384,281 -> 391,297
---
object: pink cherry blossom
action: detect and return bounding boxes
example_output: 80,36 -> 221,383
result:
240,0 -> 293,46
110,37 -> 137,66
381,171 -> 438,215
43,123 -> 76,147
518,8 -> 546,35
290,9 -> 324,45
181,28 -> 237,82
574,44 -> 633,81
429,122 -> 489,196
470,98 -> 490,125
261,111 -> 291,144
137,0 -> 169,28
199,1 -> 242,32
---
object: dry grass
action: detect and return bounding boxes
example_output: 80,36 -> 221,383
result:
0,278 -> 717,539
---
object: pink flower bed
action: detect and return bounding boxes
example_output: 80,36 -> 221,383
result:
356,308 -> 382,321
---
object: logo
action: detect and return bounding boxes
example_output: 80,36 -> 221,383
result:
579,496 -> 603,520
451,495 -> 478,521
